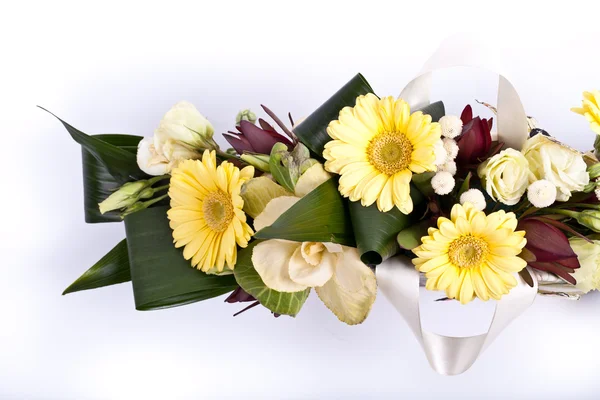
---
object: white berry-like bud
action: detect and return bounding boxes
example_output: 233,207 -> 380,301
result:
442,138 -> 459,161
459,188 -> 487,211
431,171 -> 455,195
433,139 -> 447,166
439,115 -> 463,139
527,180 -> 557,208
437,161 -> 457,176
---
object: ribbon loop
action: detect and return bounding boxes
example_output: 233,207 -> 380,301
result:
399,39 -> 529,150
377,256 -> 537,375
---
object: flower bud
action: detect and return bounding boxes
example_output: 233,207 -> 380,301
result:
241,153 -> 271,172
577,210 -> 600,232
99,181 -> 152,214
236,109 -> 257,125
588,163 -> 600,179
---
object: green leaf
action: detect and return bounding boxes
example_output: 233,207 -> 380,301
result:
254,178 -> 355,246
233,241 -> 310,316
81,134 -> 149,223
124,206 -> 238,310
349,186 -> 425,265
41,107 -> 147,182
293,73 -> 374,157
63,239 -> 131,295
397,220 -> 431,251
416,101 -> 445,122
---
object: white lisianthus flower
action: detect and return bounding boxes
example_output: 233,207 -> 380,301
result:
433,139 -> 447,166
439,115 -> 463,139
527,179 -> 557,208
459,188 -> 486,211
431,171 -> 455,195
595,186 -> 600,202
477,149 -> 531,206
569,237 -> 600,293
154,101 -> 215,150
437,161 -> 457,176
522,134 -> 589,201
248,164 -> 377,325
137,101 -> 217,175
442,138 -> 459,161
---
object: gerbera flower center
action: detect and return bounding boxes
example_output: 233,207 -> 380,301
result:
367,132 -> 413,175
203,190 -> 234,232
448,235 -> 489,269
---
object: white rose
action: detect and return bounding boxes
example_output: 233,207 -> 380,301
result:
569,237 -> 600,293
137,101 -> 216,175
477,148 -> 530,205
522,134 -> 589,201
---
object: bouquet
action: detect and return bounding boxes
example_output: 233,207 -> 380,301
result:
49,68 -> 600,373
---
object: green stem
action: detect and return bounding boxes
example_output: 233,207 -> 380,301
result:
143,193 -> 168,207
553,203 -> 600,210
216,149 -> 241,161
153,184 -> 170,193
544,208 -> 579,218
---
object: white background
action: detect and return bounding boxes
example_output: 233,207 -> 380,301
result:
2,1 -> 600,398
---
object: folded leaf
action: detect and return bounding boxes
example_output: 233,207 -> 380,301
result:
233,241 -> 310,317
254,178 -> 355,246
63,239 -> 131,295
41,107 -> 147,182
293,73 -> 374,157
349,186 -> 425,265
415,101 -> 445,122
124,206 -> 238,310
81,134 -> 147,223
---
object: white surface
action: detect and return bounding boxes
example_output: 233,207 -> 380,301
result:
2,1 -> 600,398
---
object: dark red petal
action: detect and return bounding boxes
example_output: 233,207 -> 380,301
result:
258,118 -> 277,133
224,134 -> 255,154
519,219 -> 577,260
557,256 -> 581,270
239,120 -> 283,154
529,262 -> 577,285
460,105 -> 473,125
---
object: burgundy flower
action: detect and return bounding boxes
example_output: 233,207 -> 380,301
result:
223,119 -> 293,155
455,105 -> 493,166
518,218 -> 580,284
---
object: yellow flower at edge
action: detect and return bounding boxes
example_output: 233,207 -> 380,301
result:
167,150 -> 254,273
412,203 -> 527,304
571,90 -> 600,135
323,93 -> 441,214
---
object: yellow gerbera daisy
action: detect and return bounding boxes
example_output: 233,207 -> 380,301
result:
412,203 -> 527,304
323,93 -> 441,213
571,90 -> 600,135
167,150 -> 254,273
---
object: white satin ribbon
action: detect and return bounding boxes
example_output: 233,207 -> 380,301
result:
399,38 -> 529,150
377,256 -> 538,375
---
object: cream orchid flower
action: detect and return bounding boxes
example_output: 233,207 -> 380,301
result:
249,164 -> 377,325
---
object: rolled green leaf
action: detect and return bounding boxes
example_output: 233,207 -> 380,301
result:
293,73 -> 374,157
415,101 -> 445,122
63,239 -> 131,295
124,206 -> 238,310
254,178 -> 355,246
82,134 -> 145,223
234,241 -> 310,316
349,186 -> 425,265
41,107 -> 147,182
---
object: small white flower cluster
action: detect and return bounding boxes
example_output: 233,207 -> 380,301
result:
432,115 -> 462,195
527,179 -> 557,208
459,189 -> 487,211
